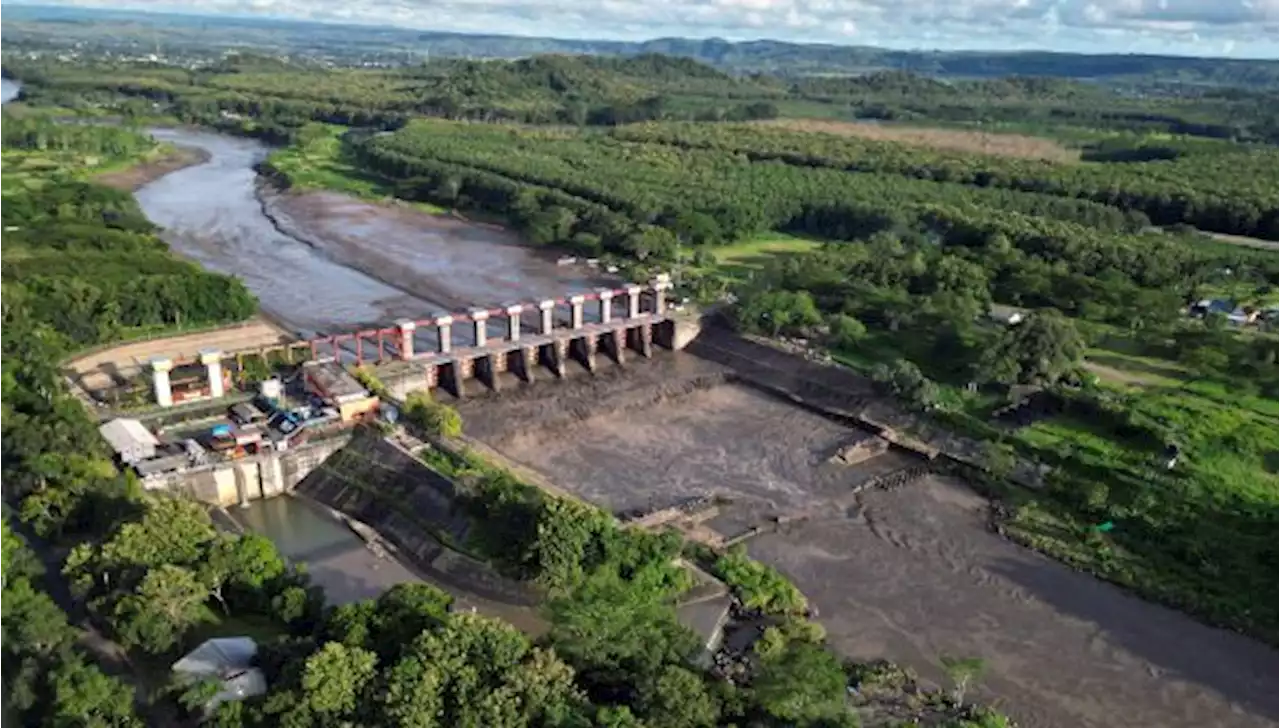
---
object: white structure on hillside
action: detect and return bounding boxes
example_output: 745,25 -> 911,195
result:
172,637 -> 267,712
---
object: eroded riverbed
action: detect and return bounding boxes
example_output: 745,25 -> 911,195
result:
464,358 -> 1278,728
134,129 -> 610,339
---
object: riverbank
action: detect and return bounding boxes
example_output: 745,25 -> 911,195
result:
94,143 -> 210,191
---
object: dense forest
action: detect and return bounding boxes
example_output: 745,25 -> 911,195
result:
1,116 -> 257,347
5,52 -> 1278,144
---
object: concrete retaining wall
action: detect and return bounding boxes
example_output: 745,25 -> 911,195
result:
293,431 -> 538,606
148,433 -> 352,507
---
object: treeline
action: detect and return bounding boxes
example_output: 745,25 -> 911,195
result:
5,54 -> 780,134
2,521 -> 143,727
346,119 -> 1148,250
788,71 -> 1278,143
6,54 -> 1277,145
613,122 -> 1279,239
2,113 -> 152,156
1,178 -> 257,347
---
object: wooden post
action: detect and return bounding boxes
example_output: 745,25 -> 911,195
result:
355,335 -> 363,366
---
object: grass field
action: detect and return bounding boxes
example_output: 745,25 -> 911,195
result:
1002,347 -> 1278,640
265,123 -> 447,214
751,118 -> 1080,162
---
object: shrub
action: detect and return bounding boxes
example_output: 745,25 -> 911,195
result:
402,391 -> 463,438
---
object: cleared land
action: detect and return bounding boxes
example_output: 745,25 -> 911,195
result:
65,317 -> 293,393
751,118 -> 1080,162
460,353 -> 1278,728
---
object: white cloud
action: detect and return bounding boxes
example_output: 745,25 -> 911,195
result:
12,0 -> 1279,57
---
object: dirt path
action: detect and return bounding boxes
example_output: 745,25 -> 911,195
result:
466,357 -> 1278,728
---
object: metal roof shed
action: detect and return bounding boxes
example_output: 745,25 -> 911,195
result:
98,418 -> 159,465
172,637 -> 267,712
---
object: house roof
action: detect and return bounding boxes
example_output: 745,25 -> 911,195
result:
98,418 -> 159,455
173,637 -> 258,676
173,637 -> 268,711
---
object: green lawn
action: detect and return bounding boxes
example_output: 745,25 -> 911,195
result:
710,232 -> 823,267
265,123 -> 448,214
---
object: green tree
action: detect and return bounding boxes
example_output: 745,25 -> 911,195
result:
111,564 -> 213,654
752,641 -> 848,724
870,359 -> 940,411
827,313 -> 867,349
199,533 -> 286,615
301,642 -> 379,717
638,665 -> 720,728
2,578 -> 75,656
48,655 -> 142,728
980,309 -> 1085,387
940,654 -> 986,707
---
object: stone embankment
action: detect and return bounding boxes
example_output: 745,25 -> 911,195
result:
293,431 -> 537,607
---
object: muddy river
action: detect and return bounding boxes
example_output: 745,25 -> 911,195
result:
462,358 -> 1279,728
134,128 -> 611,345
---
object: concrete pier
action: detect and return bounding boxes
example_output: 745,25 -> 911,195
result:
470,309 -> 490,348
397,319 -> 416,360
569,294 -> 585,329
505,304 -> 524,342
151,357 -> 174,407
539,300 -> 555,335
597,288 -> 614,324
435,315 -> 453,354
200,349 -> 225,399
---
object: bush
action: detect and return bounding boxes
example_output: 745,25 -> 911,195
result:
402,391 -> 462,438
713,547 -> 807,616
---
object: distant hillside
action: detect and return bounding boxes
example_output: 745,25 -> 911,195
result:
3,3 -> 1276,90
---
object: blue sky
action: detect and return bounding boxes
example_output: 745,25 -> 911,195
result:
12,0 -> 1280,58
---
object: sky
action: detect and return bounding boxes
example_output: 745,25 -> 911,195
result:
11,0 -> 1280,58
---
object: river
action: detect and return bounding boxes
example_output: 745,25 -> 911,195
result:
1,78 -> 19,104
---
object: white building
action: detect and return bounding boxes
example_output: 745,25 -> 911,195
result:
98,418 -> 159,465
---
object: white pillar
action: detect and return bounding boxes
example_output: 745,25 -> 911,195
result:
396,319 -> 416,360
470,309 -> 491,348
597,289 -> 614,324
435,315 -> 453,354
626,284 -> 642,319
569,294 -> 585,329
538,300 -> 555,335
200,349 -> 225,399
651,276 -> 672,315
151,357 -> 174,408
505,304 -> 524,342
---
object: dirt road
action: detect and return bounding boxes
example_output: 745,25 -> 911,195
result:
65,317 -> 293,392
